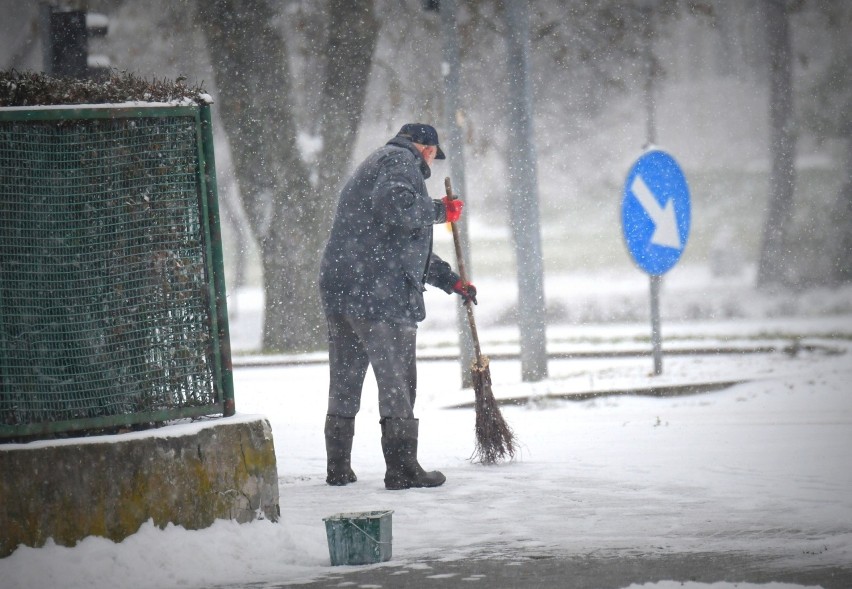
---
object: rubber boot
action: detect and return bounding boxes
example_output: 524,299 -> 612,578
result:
381,418 -> 446,490
325,415 -> 357,486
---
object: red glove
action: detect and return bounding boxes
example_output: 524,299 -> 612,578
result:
453,279 -> 477,305
442,196 -> 464,223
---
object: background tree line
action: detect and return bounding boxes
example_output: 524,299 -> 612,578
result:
2,0 -> 849,353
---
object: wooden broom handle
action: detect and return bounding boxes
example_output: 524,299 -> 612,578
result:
445,177 -> 483,362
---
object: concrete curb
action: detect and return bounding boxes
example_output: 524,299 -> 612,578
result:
231,341 -> 843,369
0,416 -> 279,557
444,380 -> 745,409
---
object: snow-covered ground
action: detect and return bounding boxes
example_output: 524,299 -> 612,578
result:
3,268 -> 852,589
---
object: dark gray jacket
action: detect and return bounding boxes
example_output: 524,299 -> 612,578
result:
319,136 -> 458,324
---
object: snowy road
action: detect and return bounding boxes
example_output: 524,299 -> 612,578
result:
249,552 -> 852,589
222,334 -> 852,588
4,299 -> 851,589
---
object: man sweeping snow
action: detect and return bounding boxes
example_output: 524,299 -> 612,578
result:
318,123 -> 476,490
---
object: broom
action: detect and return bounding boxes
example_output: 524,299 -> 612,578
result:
445,177 -> 517,464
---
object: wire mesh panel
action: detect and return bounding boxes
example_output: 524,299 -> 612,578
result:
0,105 -> 233,438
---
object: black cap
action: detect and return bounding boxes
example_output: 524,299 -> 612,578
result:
397,123 -> 446,159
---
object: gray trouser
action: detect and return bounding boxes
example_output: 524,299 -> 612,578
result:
325,313 -> 418,420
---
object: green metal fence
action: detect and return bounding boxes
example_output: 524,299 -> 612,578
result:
0,103 -> 234,439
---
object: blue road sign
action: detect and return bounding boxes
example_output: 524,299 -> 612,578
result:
621,149 -> 691,275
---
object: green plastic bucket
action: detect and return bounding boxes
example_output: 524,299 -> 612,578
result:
323,510 -> 393,566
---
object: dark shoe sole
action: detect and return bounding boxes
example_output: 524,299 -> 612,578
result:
384,473 -> 446,490
327,470 -> 357,486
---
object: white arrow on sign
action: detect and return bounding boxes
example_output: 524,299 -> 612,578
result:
630,174 -> 682,249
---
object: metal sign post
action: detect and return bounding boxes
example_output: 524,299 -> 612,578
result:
650,274 -> 663,375
621,149 -> 691,375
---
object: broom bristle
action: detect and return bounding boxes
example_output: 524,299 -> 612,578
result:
471,356 -> 517,464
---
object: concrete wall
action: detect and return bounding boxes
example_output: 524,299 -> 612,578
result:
0,415 -> 279,557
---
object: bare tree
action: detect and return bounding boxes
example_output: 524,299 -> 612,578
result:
196,0 -> 378,352
799,1 -> 852,285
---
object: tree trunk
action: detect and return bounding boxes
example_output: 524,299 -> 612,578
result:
197,0 -> 378,352
830,137 -> 852,285
757,0 -> 796,287
315,0 -> 379,217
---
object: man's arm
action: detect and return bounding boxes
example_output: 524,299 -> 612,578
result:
425,252 -> 458,293
371,155 -> 437,229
